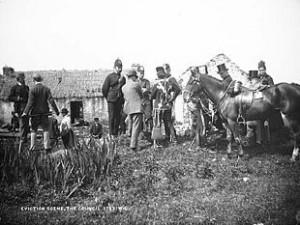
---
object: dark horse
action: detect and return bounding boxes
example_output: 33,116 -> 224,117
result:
183,70 -> 300,161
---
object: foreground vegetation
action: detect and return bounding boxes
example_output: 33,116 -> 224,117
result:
0,129 -> 300,225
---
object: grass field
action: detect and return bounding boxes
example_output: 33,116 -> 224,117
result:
0,129 -> 300,225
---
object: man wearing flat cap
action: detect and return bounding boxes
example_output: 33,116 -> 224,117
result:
122,69 -> 143,152
102,59 -> 126,139
22,73 -> 60,152
8,72 -> 30,153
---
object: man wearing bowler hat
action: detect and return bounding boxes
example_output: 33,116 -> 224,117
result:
122,69 -> 143,152
22,73 -> 60,152
102,58 -> 126,139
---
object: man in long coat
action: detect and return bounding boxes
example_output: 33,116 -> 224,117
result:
122,69 -> 143,151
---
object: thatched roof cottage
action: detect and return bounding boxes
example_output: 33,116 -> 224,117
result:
0,67 -> 112,124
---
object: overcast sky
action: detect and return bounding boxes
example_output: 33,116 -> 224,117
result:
0,0 -> 299,83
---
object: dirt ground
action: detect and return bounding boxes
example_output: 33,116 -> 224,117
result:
0,126 -> 300,225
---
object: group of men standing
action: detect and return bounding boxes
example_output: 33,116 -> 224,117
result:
102,59 -> 181,151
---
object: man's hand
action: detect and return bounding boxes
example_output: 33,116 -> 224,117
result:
21,113 -> 27,117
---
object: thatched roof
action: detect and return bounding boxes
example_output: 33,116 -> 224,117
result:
0,69 -> 114,101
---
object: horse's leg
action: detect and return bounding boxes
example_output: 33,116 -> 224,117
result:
227,119 -> 244,157
222,122 -> 233,157
291,133 -> 300,162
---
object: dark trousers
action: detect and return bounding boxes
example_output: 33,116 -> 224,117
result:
19,116 -> 30,142
129,113 -> 143,148
162,109 -> 176,141
107,100 -> 123,136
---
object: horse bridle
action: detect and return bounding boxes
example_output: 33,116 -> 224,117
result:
185,75 -> 216,118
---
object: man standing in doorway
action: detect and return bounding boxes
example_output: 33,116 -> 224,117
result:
102,59 -> 126,138
22,73 -> 60,152
8,72 -> 30,153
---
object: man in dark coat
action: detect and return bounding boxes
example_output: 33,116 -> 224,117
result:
90,117 -> 103,139
102,59 -> 126,138
257,60 -> 283,144
258,60 -> 274,86
22,73 -> 60,152
217,63 -> 233,88
8,72 -> 30,153
137,65 -> 152,135
162,63 -> 181,143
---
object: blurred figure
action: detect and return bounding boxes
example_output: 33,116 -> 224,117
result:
90,117 -> 103,139
256,60 -> 274,145
258,60 -> 274,86
60,108 -> 75,149
22,73 -> 59,152
10,111 -> 19,132
102,59 -> 126,139
244,70 -> 260,145
137,65 -> 153,139
151,67 -> 172,147
8,72 -> 30,153
122,69 -> 143,152
48,114 -> 60,148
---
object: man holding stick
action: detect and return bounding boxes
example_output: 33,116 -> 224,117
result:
22,73 -> 59,152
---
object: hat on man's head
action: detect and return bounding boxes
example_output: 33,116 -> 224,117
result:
258,60 -> 266,69
61,108 -> 69,114
16,72 -> 25,79
217,63 -> 228,74
137,65 -> 144,73
114,58 -> 123,68
248,70 -> 258,79
33,73 -> 43,82
156,66 -> 166,79
127,69 -> 138,78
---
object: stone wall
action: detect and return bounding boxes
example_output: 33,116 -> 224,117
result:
175,53 -> 248,127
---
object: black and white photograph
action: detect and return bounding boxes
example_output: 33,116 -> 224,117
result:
0,0 -> 300,224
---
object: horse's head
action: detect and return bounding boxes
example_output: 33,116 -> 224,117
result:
183,67 -> 203,103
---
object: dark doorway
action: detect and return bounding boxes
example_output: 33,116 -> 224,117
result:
70,101 -> 83,124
